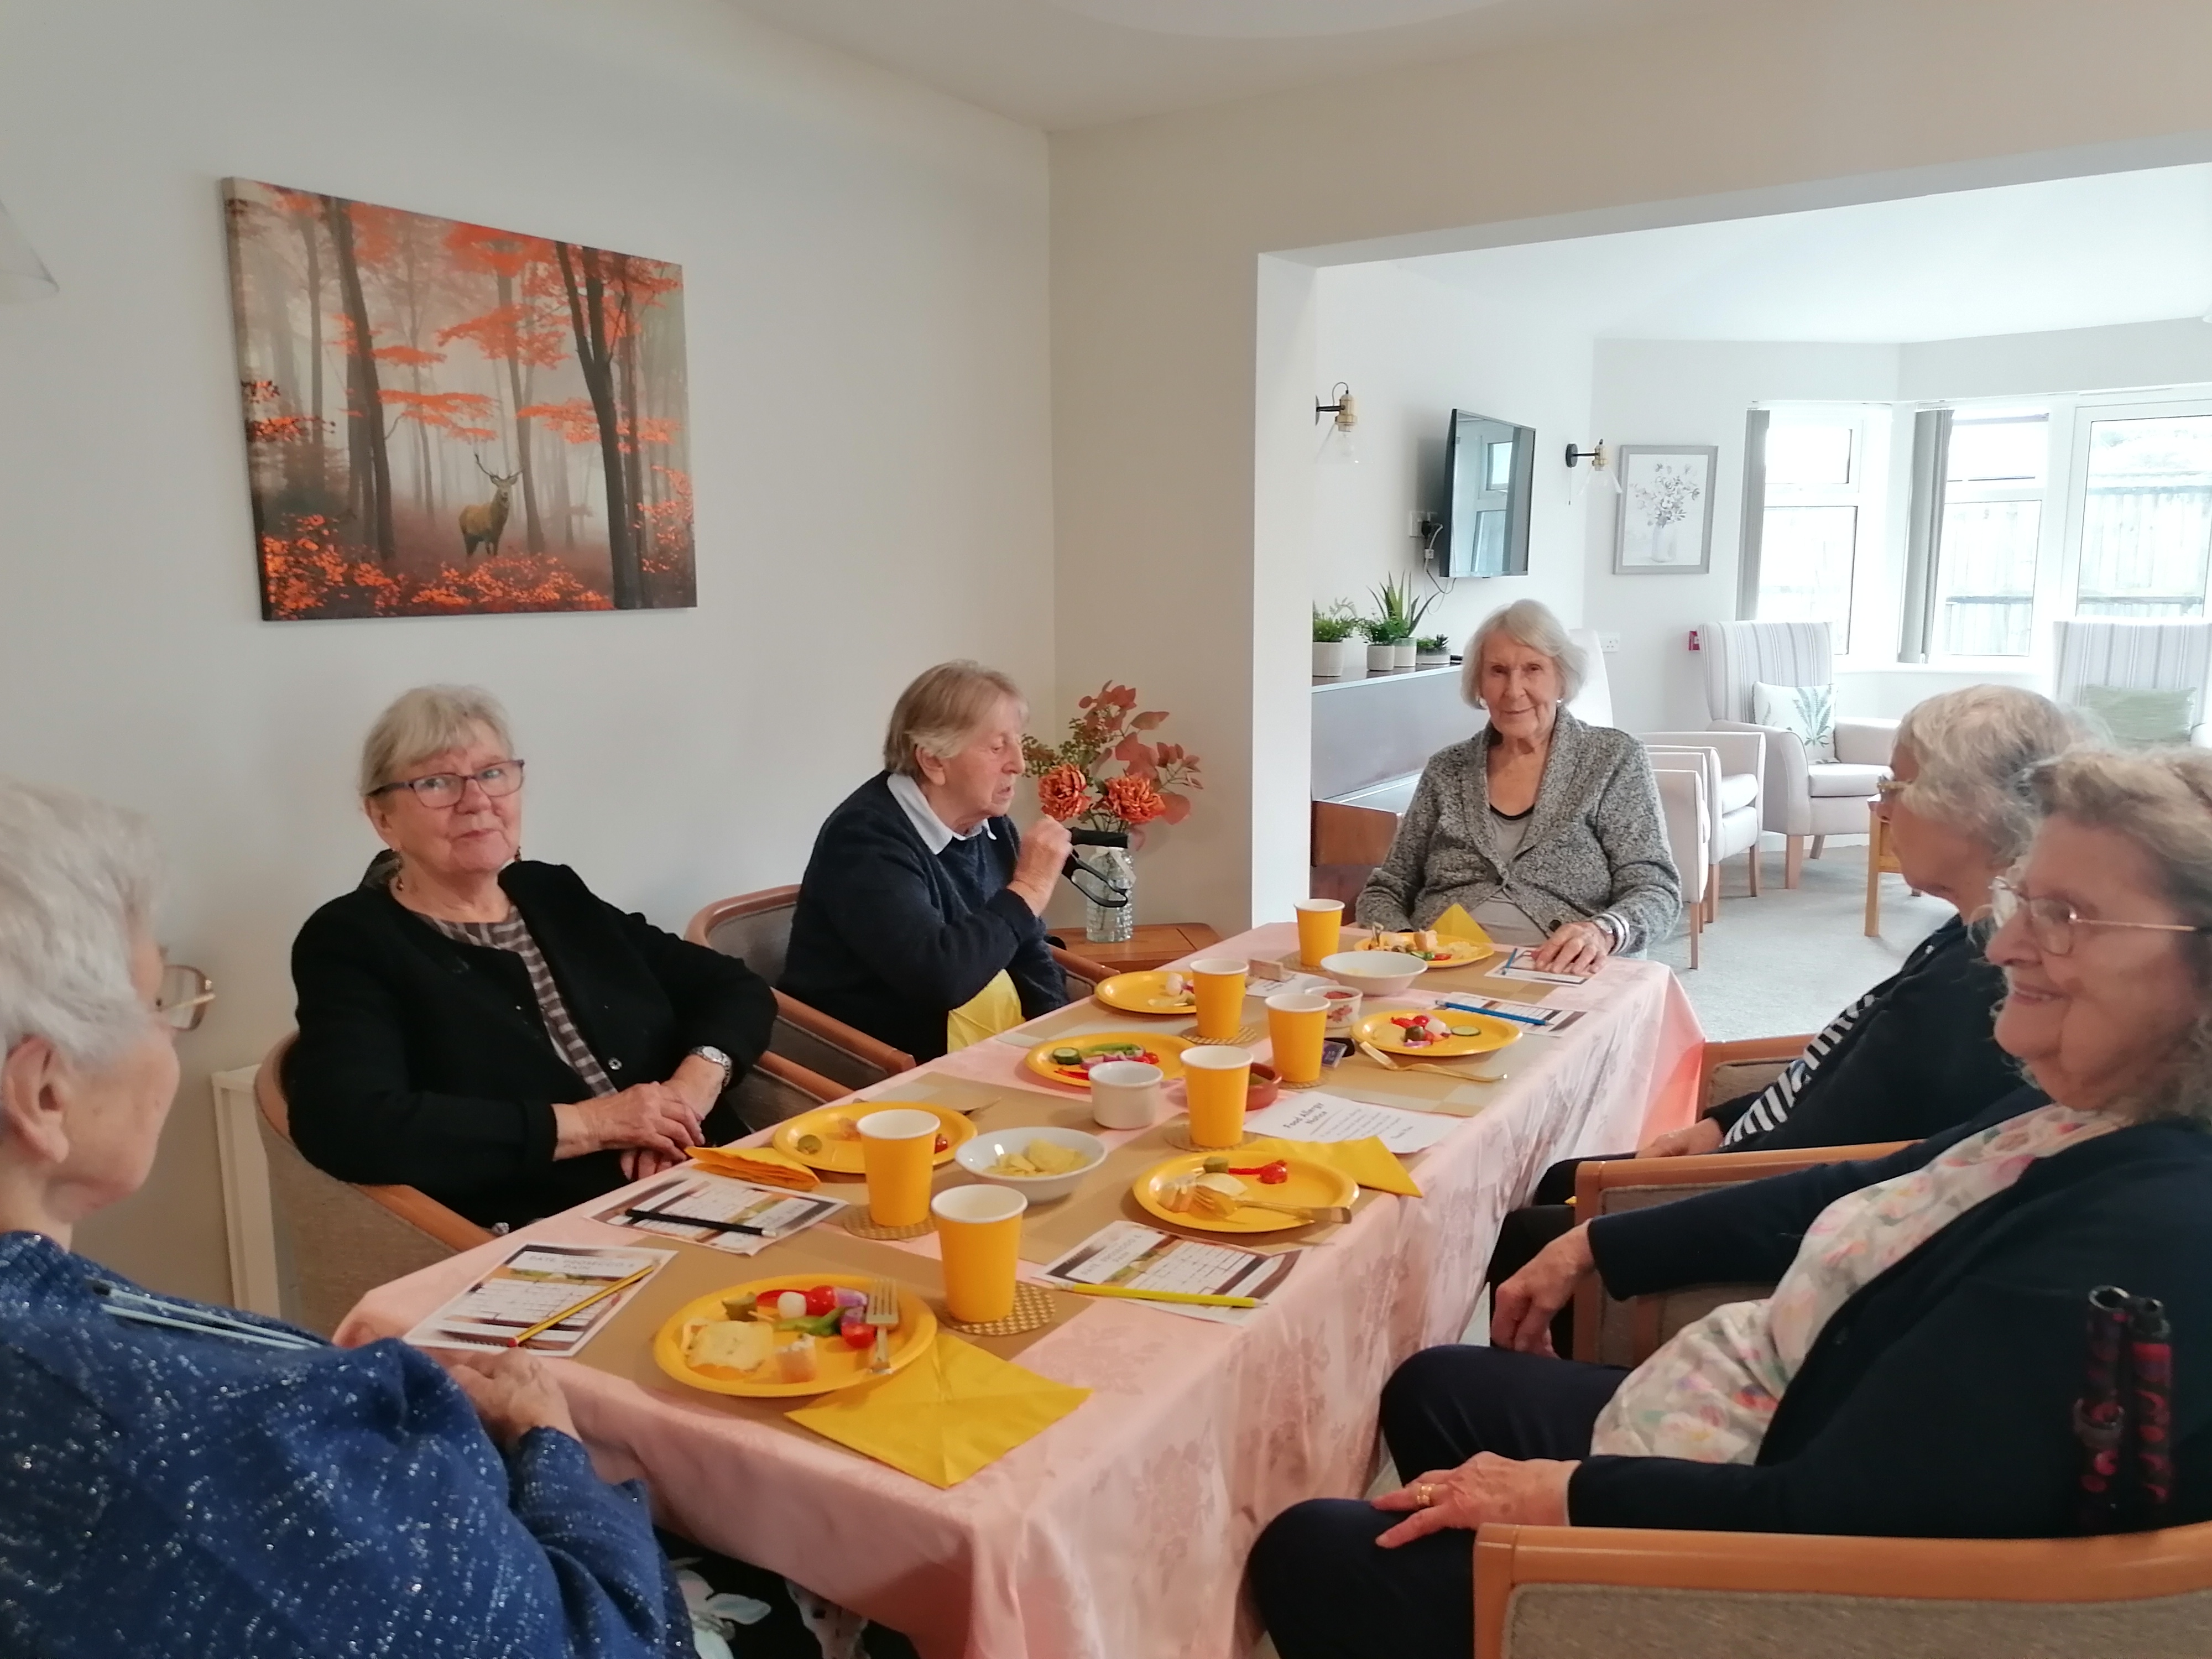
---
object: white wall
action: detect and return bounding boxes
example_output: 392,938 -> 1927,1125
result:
0,0 -> 1051,1298
1900,317 -> 2212,400
1311,263 -> 1594,650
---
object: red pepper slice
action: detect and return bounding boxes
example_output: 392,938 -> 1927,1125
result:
1225,1159 -> 1292,1185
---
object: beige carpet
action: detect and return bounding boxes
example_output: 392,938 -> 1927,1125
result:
1648,835 -> 1950,1041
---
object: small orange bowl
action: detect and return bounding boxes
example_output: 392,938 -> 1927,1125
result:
1246,1062 -> 1282,1110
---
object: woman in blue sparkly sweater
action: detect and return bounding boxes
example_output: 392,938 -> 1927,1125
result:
0,780 -> 690,1659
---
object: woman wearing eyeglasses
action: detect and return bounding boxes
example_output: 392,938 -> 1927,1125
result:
1253,745 -> 2212,1659
285,686 -> 774,1230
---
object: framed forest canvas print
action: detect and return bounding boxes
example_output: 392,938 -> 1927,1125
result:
222,179 -> 693,619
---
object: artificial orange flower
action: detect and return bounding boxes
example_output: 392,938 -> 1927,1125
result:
1100,773 -> 1167,828
1037,763 -> 1091,822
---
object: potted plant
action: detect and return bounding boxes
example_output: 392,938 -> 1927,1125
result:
1356,615 -> 1399,673
1416,633 -> 1451,667
1311,602 -> 1358,679
1371,574 -> 1434,670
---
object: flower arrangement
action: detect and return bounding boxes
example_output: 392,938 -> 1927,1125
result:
1024,682 -> 1203,836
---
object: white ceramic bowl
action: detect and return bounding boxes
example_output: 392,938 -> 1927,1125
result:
954,1125 -> 1108,1202
1320,950 -> 1430,997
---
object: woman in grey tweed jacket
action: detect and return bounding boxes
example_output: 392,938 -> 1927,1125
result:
1357,602 -> 1678,972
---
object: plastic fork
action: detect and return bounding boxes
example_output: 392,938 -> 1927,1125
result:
1357,1040 -> 1509,1083
865,1278 -> 900,1373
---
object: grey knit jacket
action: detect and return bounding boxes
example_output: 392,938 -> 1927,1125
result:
1355,709 -> 1681,953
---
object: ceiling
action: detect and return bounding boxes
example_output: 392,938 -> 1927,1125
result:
1401,165 -> 2212,342
722,0 -> 1722,129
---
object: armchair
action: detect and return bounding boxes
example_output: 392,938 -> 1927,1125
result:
1644,754 -> 1708,968
1639,730 -> 1764,917
1699,620 -> 1895,886
2053,617 -> 2212,744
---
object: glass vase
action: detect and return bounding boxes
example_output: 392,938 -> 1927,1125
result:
1078,845 -> 1136,943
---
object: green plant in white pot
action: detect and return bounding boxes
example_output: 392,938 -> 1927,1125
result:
1311,602 -> 1358,679
1357,614 -> 1400,672
1371,575 -> 1434,669
1416,633 -> 1450,666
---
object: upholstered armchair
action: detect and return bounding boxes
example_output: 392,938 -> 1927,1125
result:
1699,620 -> 1895,886
2052,618 -> 2212,744
1644,758 -> 1708,968
1637,731 -> 1764,914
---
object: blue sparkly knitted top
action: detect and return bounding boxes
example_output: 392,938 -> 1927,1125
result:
0,1230 -> 688,1657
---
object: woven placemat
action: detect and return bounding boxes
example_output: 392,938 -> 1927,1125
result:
1161,1124 -> 1258,1152
1186,1022 -> 1262,1047
839,1210 -> 935,1241
940,1281 -> 1061,1337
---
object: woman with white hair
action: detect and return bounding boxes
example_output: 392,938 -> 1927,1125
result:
1254,745 -> 2212,1659
782,661 -> 1073,1062
0,781 -> 695,1656
1358,599 -> 1678,973
286,686 -> 775,1230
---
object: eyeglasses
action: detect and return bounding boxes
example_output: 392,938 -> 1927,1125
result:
1874,778 -> 1909,798
1987,877 -> 2212,957
156,963 -> 215,1032
369,760 -> 525,809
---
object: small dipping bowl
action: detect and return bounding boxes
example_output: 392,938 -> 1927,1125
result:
1245,1062 -> 1282,1111
954,1125 -> 1108,1203
1320,950 -> 1430,997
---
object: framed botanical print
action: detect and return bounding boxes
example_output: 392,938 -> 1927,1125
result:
1613,445 -> 1718,575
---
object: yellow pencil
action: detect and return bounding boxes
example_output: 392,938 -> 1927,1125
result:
507,1263 -> 656,1348
1063,1284 -> 1259,1308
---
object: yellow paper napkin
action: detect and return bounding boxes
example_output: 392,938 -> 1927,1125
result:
1429,904 -> 1495,951
786,1334 -> 1090,1488
686,1145 -> 820,1193
1246,1135 -> 1422,1198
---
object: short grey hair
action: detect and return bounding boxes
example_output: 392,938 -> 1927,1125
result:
359,685 -> 515,797
882,661 -> 1025,777
1894,686 -> 2088,863
0,781 -> 159,1070
2023,746 -> 2212,1125
1461,600 -> 1588,709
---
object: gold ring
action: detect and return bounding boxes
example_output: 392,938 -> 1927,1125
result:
1417,1483 -> 1437,1508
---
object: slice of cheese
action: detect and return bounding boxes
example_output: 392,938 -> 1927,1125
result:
688,1318 -> 774,1374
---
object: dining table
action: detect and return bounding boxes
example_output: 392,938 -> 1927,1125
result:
337,921 -> 1705,1659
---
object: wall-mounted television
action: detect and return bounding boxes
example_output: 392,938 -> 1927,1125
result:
1438,410 -> 1535,578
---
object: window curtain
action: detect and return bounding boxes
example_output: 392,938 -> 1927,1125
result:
1735,408 -> 1769,620
1897,408 -> 1953,664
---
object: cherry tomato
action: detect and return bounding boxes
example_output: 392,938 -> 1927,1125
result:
802,1284 -> 839,1317
841,1314 -> 875,1350
934,1134 -> 951,1153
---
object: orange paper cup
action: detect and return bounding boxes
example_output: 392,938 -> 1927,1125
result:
932,1184 -> 1027,1323
858,1108 -> 939,1228
1188,956 -> 1250,1042
1293,899 -> 1344,969
1265,992 -> 1328,1086
1181,1044 -> 1253,1149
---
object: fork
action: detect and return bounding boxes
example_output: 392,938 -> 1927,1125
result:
1357,1040 -> 1509,1083
1230,1196 -> 1353,1225
864,1278 -> 900,1373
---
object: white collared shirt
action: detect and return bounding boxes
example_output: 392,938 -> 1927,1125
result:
886,771 -> 996,855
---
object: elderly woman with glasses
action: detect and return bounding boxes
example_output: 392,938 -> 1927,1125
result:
285,686 -> 774,1230
0,780 -> 702,1656
1253,745 -> 2212,1659
1357,599 -> 1677,974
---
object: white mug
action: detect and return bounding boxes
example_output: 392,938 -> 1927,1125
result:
1317,985 -> 1363,1039
1088,1060 -> 1164,1130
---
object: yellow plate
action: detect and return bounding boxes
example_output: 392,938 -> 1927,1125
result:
1358,935 -> 1494,967
1131,1152 -> 1358,1234
653,1272 -> 937,1398
1353,1008 -> 1521,1058
1024,1031 -> 1193,1091
1093,970 -> 1198,1015
771,1103 -> 974,1175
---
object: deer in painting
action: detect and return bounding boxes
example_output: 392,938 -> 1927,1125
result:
459,456 -> 523,560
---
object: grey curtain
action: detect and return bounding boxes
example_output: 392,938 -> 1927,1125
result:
1735,408 -> 1769,620
1897,408 -> 1953,664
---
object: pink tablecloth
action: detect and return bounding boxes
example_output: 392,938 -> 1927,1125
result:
338,923 -> 1703,1659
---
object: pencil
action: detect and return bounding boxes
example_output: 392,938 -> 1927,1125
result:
1062,1284 -> 1259,1308
624,1207 -> 766,1235
507,1262 -> 656,1348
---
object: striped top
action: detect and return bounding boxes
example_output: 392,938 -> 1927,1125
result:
421,911 -> 617,1098
1721,989 -> 1879,1146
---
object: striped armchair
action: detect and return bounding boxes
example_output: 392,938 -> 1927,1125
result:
2052,618 -> 2212,744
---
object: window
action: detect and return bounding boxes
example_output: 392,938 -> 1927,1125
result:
2074,413 -> 2212,618
1933,412 -> 2047,656
1755,415 -> 1868,652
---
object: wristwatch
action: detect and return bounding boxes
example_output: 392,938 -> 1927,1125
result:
687,1045 -> 734,1093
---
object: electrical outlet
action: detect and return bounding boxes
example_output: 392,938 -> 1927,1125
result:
1598,633 -> 1621,654
1406,510 -> 1437,539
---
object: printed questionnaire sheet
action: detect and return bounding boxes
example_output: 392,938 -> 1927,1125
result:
402,1241 -> 674,1357
1040,1220 -> 1301,1325
592,1171 -> 844,1256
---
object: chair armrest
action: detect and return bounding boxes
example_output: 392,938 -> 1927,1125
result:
1050,944 -> 1117,997
773,990 -> 914,1078
354,1184 -> 496,1254
1575,1141 -> 1912,1209
1700,1033 -> 1813,1114
753,1048 -> 847,1105
1717,719 -> 1809,834
1639,730 -> 1766,789
1833,717 -> 1899,765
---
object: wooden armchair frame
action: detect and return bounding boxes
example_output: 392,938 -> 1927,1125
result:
686,889 -> 917,1084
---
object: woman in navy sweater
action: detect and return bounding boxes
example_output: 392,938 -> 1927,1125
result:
1253,745 -> 2212,1659
783,662 -> 1072,1062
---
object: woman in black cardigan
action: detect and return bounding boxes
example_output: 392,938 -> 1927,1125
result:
1252,745 -> 2212,1659
286,687 -> 774,1230
781,661 -> 1072,1063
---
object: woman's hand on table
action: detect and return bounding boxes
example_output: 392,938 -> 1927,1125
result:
1492,1223 -> 1595,1354
1638,1117 -> 1724,1158
437,1349 -> 580,1451
552,1083 -> 702,1161
1530,919 -> 1611,976
1371,1453 -> 1577,1544
619,1145 -> 691,1182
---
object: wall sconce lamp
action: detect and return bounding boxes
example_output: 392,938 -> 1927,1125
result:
0,197 -> 58,301
1564,439 -> 1620,497
1315,382 -> 1358,465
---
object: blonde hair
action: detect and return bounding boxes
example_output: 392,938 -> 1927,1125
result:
881,662 -> 1024,777
1461,600 -> 1588,708
1895,686 -> 2088,864
359,685 -> 515,797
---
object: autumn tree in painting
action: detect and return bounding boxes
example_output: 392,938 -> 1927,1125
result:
221,178 -> 693,620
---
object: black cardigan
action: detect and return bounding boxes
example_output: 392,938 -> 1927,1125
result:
1572,1087 -> 2212,1536
1715,915 -> 2020,1152
779,774 -> 1065,1063
285,860 -> 774,1229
